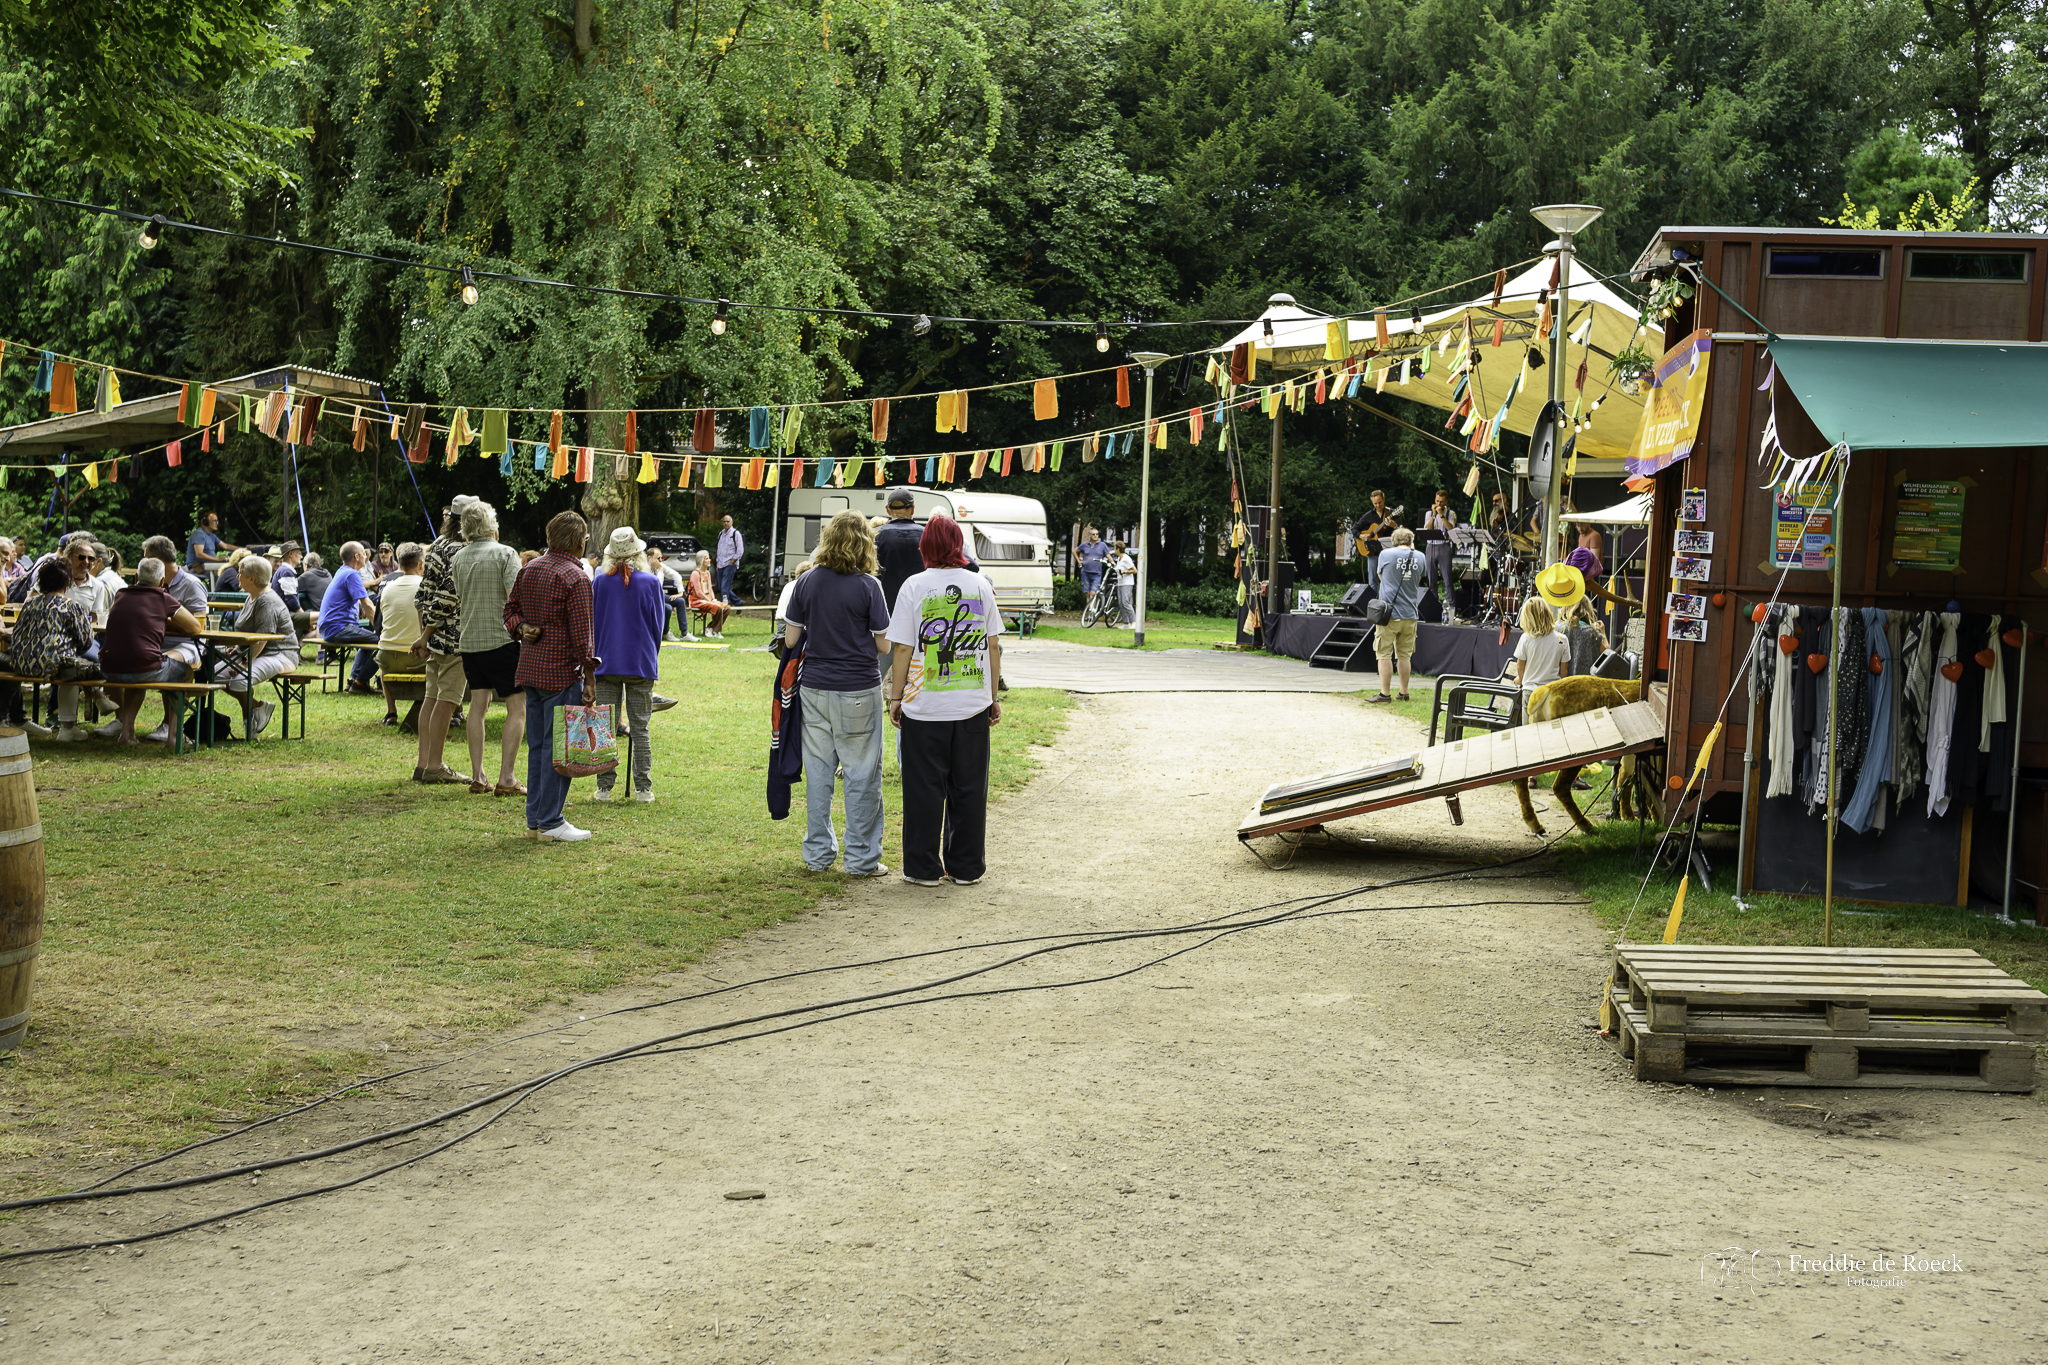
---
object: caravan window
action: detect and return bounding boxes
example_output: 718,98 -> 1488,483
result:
972,523 -> 1051,562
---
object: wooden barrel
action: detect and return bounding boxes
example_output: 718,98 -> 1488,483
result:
0,726 -> 43,1051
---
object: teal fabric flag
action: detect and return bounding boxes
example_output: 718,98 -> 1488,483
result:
749,407 -> 772,449
32,351 -> 53,394
533,446 -> 547,472
924,457 -> 937,482
814,457 -> 835,486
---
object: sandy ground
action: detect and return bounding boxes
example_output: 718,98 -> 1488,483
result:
6,690 -> 2046,1364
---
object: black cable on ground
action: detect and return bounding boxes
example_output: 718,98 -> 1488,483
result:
2,856 -> 1561,1260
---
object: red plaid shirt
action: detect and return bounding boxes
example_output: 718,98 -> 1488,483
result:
506,550 -> 600,692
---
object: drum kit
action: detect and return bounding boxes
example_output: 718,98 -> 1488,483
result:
1481,531 -> 1539,626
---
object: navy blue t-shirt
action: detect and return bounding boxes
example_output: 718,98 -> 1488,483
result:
786,569 -> 890,691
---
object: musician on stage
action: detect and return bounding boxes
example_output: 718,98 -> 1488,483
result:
1420,489 -> 1458,623
1351,490 -> 1401,595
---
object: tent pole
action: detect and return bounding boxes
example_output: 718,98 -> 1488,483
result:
373,439 -> 381,549
768,460 -> 782,593
2004,625 -> 2027,920
1737,642 -> 1758,902
1823,487 -> 1844,947
1266,402 -> 1284,621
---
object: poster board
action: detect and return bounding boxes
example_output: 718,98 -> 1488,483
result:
1892,481 -> 1966,572
1773,488 -> 1836,571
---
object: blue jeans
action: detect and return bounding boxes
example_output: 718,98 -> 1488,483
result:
715,563 -> 740,605
523,682 -> 582,832
799,685 -> 885,873
668,598 -> 690,638
326,621 -> 381,683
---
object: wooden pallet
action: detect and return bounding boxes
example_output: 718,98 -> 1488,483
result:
1608,944 -> 2044,1091
1610,992 -> 2039,1090
1613,944 -> 2046,1038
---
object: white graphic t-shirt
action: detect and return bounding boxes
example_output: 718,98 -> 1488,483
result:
886,566 -> 1004,722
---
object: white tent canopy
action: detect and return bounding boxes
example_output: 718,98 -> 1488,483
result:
1570,492 -> 1652,526
1212,257 -> 1649,460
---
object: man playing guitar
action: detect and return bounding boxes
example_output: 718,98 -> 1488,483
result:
1351,490 -> 1403,594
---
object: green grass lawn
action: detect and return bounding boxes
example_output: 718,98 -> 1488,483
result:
1031,609 -> 1240,652
0,612 -> 1070,1188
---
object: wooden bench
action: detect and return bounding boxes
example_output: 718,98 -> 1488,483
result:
270,669 -> 323,740
382,672 -> 427,734
304,635 -> 378,693
98,680 -> 227,754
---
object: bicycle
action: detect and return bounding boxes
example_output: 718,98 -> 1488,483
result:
1079,563 -> 1124,628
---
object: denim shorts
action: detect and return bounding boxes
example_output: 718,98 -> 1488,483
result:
105,658 -> 192,685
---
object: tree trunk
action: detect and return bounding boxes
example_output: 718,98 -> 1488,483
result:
580,371 -> 638,555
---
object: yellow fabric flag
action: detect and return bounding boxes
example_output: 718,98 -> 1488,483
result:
971,449 -> 990,478
449,407 -> 473,450
677,456 -> 694,487
939,453 -> 956,482
636,449 -> 657,483
83,461 -> 99,489
935,390 -> 957,433
1153,420 -> 1167,449
1324,320 -> 1345,362
766,459 -> 778,488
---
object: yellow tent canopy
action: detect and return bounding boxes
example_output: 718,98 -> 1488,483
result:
1213,258 -> 1649,460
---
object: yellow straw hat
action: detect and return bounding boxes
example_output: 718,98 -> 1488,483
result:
1534,562 -> 1586,611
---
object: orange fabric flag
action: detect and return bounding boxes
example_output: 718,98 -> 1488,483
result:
1374,313 -> 1390,348
197,388 -> 218,427
676,456 -> 694,487
792,459 -> 805,487
970,449 -> 990,479
1313,372 -> 1326,404
1115,367 -> 1130,408
408,424 -> 432,464
1492,270 -> 1506,306
1033,378 -> 1058,420
107,458 -> 118,484
352,407 -> 370,451
166,439 -> 182,468
201,422 -> 213,453
692,408 -> 716,453
551,440 -> 569,478
623,410 -> 637,456
49,362 -> 77,414
1189,406 -> 1203,445
873,457 -> 886,486
1000,447 -> 1014,476
1490,319 -> 1506,348
575,446 -> 594,483
549,410 -> 565,460
938,453 -> 955,482
871,398 -> 890,442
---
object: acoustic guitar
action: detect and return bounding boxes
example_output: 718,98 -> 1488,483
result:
1354,505 -> 1405,558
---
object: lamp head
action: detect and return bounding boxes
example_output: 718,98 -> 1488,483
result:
1131,350 -> 1170,373
1532,203 -> 1604,237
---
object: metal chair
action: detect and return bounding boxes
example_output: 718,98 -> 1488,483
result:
1427,662 -> 1523,747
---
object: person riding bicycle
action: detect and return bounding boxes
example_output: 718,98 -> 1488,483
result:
1108,541 -> 1136,625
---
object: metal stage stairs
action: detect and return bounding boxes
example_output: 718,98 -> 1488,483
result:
1308,618 -> 1375,671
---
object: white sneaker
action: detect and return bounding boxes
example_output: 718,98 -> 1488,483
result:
591,787 -> 613,802
536,822 -> 594,842
649,694 -> 678,713
51,725 -> 89,743
141,724 -> 170,744
91,718 -> 123,739
17,720 -> 50,738
901,874 -> 944,887
633,789 -> 656,803
848,862 -> 889,877
249,700 -> 276,737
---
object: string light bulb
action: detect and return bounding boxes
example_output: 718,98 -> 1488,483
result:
1409,307 -> 1422,327
912,313 -> 932,337
138,213 -> 165,250
460,267 -> 479,307
711,298 -> 730,335
1095,320 -> 1110,353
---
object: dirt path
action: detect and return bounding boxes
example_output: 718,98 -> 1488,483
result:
9,692 -> 2045,1363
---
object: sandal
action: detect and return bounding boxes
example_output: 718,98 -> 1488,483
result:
468,780 -> 490,794
493,782 -> 527,797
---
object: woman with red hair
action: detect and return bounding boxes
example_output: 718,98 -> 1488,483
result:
885,514 -> 1004,886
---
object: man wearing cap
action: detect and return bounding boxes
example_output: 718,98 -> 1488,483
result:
1367,527 -> 1427,704
874,490 -> 924,614
364,542 -> 397,591
272,543 -> 302,611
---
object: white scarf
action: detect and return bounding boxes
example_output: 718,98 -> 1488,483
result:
1926,613 -> 1961,818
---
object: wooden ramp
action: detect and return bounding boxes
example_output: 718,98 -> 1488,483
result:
1237,697 -> 1667,843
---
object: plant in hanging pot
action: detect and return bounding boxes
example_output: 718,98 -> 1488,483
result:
1607,342 -> 1654,396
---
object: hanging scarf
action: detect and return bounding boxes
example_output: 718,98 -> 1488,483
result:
1767,610 -> 1799,799
1842,608 -> 1894,835
1833,607 -> 1869,797
1925,613 -> 1961,818
1895,611 -> 1932,806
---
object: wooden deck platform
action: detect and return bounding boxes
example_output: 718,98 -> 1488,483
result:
1236,694 -> 1667,843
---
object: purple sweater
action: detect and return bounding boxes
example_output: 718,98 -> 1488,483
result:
591,566 -> 666,680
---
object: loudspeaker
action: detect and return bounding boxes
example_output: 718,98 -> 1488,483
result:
1338,582 -> 1372,616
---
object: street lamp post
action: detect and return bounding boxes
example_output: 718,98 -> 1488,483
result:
1530,204 -> 1603,569
1131,351 -> 1169,646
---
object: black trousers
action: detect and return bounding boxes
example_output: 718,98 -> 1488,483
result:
899,711 -> 992,882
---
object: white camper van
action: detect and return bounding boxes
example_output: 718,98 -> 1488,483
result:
782,486 -> 1055,622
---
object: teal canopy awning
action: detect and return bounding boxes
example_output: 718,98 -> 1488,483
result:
1768,336 -> 2048,450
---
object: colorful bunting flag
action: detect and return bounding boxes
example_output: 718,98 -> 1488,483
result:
482,408 -> 509,455
749,406 -> 771,449
1034,378 -> 1058,420
871,398 -> 889,442
48,361 -> 76,414
1116,367 -> 1131,408
166,440 -> 182,468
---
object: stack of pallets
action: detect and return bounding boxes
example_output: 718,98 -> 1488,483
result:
1607,944 -> 2044,1092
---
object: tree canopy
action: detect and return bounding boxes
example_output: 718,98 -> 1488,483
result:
2,0 -> 2043,574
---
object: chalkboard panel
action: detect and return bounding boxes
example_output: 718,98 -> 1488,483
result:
1750,788 -> 1963,904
